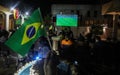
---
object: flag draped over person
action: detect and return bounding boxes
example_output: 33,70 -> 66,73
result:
5,8 -> 46,56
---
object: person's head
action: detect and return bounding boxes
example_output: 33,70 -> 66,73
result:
95,36 -> 101,42
0,26 -> 1,30
67,27 -> 71,31
64,35 -> 69,40
39,36 -> 48,46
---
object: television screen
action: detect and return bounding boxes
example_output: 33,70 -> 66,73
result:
56,14 -> 78,27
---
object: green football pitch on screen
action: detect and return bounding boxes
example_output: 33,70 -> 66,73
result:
56,14 -> 78,27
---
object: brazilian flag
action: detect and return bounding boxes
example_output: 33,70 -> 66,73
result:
16,18 -> 21,25
5,8 -> 46,56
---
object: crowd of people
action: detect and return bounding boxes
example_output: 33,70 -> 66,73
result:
25,26 -> 120,75
0,28 -> 10,68
0,26 -> 120,75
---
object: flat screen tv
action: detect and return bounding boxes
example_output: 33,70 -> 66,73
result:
56,14 -> 78,27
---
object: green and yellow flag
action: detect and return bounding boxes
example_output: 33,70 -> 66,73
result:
5,8 -> 46,56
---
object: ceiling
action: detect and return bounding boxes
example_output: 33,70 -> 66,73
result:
0,0 -> 112,6
0,0 -> 112,16
50,0 -> 112,4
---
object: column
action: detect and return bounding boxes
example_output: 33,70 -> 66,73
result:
112,14 -> 119,40
21,15 -> 25,24
5,13 -> 11,31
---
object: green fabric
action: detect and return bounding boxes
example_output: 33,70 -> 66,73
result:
16,18 -> 21,25
5,8 -> 46,56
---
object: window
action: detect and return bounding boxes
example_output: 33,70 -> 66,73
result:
71,10 -> 74,14
76,10 -> 79,16
87,11 -> 90,17
94,11 -> 98,17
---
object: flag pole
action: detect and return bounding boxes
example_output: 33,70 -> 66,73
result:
38,8 -> 53,51
46,31 -> 53,50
